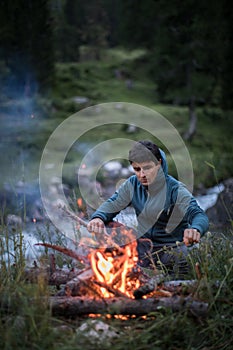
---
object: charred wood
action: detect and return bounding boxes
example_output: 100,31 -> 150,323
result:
133,274 -> 165,299
23,267 -> 79,286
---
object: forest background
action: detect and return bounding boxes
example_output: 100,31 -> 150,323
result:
0,0 -> 232,191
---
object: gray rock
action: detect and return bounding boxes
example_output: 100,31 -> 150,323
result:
72,96 -> 89,104
76,320 -> 119,344
6,214 -> 23,227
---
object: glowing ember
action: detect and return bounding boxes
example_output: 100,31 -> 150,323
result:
77,198 -> 83,208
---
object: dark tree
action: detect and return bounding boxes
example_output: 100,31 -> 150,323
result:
0,0 -> 55,98
54,0 -> 111,62
220,0 -> 233,110
54,0 -> 83,62
151,1 -> 226,140
117,0 -> 232,139
118,0 -> 158,49
79,0 -> 110,60
102,0 -> 121,47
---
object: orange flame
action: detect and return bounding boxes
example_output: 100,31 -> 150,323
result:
89,229 -> 140,298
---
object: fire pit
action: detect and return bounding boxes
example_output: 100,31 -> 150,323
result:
33,212 -> 208,318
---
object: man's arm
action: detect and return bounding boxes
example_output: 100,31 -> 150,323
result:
182,195 -> 209,245
173,184 -> 209,245
185,197 -> 209,235
88,178 -> 133,233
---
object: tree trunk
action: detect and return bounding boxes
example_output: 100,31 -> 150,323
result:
184,95 -> 197,141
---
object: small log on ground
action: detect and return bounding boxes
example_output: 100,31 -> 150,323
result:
23,267 -> 80,286
163,280 -> 198,293
50,295 -> 208,318
23,266 -> 93,291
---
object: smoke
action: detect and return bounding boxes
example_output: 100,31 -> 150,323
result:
0,82 -> 43,219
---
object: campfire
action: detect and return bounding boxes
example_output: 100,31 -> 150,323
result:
36,222 -> 146,299
90,246 -> 139,298
32,207 -> 208,318
87,228 -> 141,299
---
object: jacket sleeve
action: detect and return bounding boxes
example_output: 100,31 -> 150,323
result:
90,178 -> 133,223
185,197 -> 209,235
172,183 -> 209,236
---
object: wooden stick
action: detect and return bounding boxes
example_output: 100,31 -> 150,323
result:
58,204 -> 89,228
58,205 -> 124,250
34,242 -> 89,265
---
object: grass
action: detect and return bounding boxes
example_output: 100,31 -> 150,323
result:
1,222 -> 233,349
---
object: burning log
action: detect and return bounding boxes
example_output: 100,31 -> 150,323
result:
11,266 -> 211,319
61,268 -> 95,297
24,265 -> 199,298
50,295 -> 208,318
133,274 -> 165,299
133,277 -> 200,299
35,220 -> 141,299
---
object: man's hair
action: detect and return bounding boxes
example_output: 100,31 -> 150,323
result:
128,140 -> 162,164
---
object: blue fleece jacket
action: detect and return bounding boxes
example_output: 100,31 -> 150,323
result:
91,150 -> 209,244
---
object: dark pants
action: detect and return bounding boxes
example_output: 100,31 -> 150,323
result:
137,238 -> 190,279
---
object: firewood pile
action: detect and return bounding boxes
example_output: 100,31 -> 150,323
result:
25,219 -> 208,318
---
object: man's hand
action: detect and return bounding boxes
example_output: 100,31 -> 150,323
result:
183,228 -> 200,246
87,218 -> 106,235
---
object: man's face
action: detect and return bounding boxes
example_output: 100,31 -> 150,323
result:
131,160 -> 161,186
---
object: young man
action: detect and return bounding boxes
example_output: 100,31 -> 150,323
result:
87,140 -> 209,277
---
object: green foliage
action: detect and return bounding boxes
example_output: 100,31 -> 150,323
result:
220,0 -> 233,109
147,1 -> 223,106
54,0 -> 110,62
0,47 -> 232,190
117,0 -> 233,110
1,0 -> 232,109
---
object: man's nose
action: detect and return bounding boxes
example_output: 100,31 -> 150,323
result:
140,169 -> 146,176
